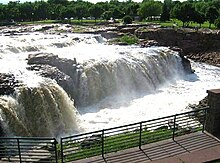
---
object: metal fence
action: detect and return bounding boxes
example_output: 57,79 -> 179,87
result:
60,108 -> 207,162
0,137 -> 58,162
0,108 -> 208,162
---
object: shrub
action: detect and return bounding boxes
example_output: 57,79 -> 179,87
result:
120,35 -> 139,45
123,15 -> 133,24
214,18 -> 220,29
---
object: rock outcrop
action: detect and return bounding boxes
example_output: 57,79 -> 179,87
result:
27,53 -> 83,106
0,73 -> 20,95
135,28 -> 220,54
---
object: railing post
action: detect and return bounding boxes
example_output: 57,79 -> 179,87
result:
139,122 -> 142,149
17,138 -> 22,162
54,138 -> 58,163
101,130 -> 104,159
172,115 -> 176,140
60,138 -> 64,163
202,109 -> 207,132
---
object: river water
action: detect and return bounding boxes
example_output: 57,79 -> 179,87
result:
0,25 -> 220,137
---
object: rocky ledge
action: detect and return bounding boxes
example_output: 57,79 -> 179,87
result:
97,25 -> 220,67
27,53 -> 83,106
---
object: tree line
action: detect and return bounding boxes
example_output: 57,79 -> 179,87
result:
0,0 -> 219,28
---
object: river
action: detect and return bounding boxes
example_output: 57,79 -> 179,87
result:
0,24 -> 220,137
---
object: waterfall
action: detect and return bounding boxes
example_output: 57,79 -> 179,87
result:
2,26 -> 219,135
0,80 -> 81,137
77,49 -> 184,106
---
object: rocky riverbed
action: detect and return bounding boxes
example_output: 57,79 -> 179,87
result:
0,23 -> 219,107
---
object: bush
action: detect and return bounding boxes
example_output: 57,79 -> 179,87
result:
123,15 -> 133,24
120,35 -> 139,45
214,18 -> 220,29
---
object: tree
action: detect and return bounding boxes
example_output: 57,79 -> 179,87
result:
171,2 -> 195,27
47,0 -> 68,5
33,1 -> 49,20
138,1 -> 162,20
111,7 -> 123,19
205,6 -> 219,28
89,4 -> 104,22
160,3 -> 170,21
75,5 -> 88,21
19,2 -> 34,21
193,11 -> 205,27
101,11 -> 112,20
5,1 -> 21,21
60,6 -> 75,20
215,18 -> 220,29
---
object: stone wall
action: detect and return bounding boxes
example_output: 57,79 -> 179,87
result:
206,89 -> 220,136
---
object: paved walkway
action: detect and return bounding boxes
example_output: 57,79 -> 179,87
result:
75,131 -> 220,163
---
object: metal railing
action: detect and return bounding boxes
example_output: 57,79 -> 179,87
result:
0,137 -> 58,162
60,108 -> 208,162
0,108 -> 208,162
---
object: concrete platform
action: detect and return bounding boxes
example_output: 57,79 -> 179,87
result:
74,131 -> 220,163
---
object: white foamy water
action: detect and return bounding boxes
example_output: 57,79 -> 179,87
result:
0,26 -> 220,136
80,62 -> 220,131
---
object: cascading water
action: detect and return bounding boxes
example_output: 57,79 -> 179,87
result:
0,24 -> 220,136
0,80 -> 81,137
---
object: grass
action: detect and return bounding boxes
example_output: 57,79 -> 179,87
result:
61,126 -> 203,162
19,18 -> 217,30
61,129 -> 171,161
141,19 -> 217,29
109,35 -> 139,45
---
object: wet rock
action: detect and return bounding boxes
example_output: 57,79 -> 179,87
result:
27,64 -> 76,101
170,47 -> 194,74
0,73 -> 19,95
27,53 -> 82,106
140,40 -> 160,47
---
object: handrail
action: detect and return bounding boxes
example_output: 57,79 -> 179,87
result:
60,107 -> 208,162
0,107 -> 209,163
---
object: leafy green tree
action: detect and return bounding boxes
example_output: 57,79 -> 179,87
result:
102,11 -> 112,20
89,4 -> 104,22
171,2 -> 195,27
0,4 -> 7,21
160,3 -> 170,21
6,1 -> 21,21
214,18 -> 220,29
60,6 -> 75,19
111,7 -> 124,19
33,1 -> 49,20
195,1 -> 209,15
161,0 -> 173,21
19,2 -> 34,21
48,4 -> 63,20
205,6 -> 219,28
138,1 -> 162,20
75,5 -> 88,21
193,11 -> 206,27
48,0 -> 68,5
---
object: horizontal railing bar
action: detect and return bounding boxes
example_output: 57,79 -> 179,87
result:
0,137 -> 55,140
